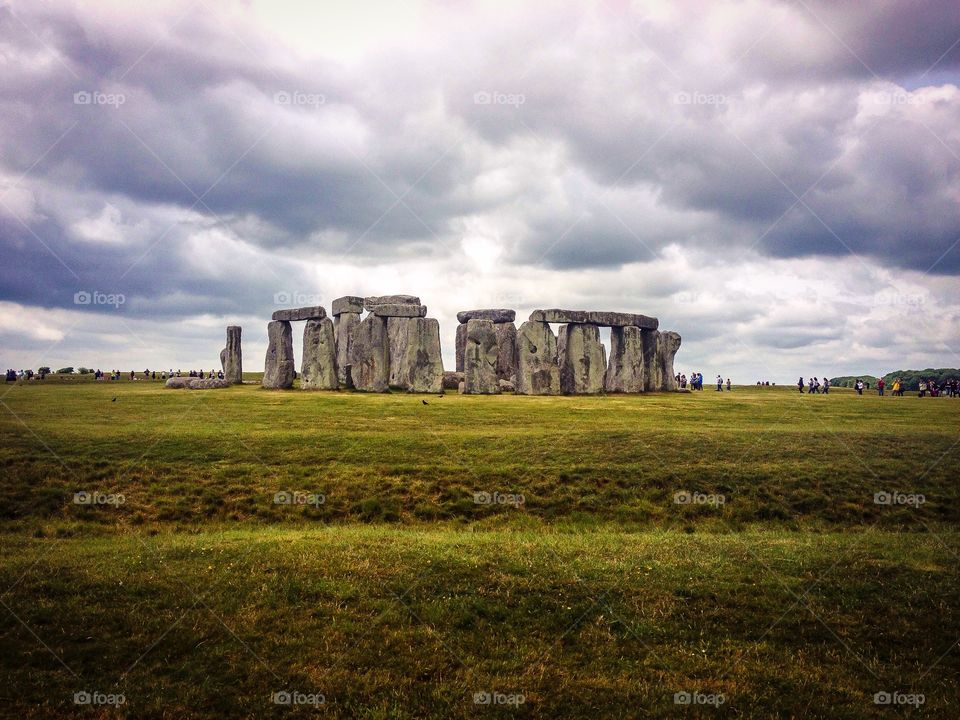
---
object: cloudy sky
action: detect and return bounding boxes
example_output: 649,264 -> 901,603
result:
1,0 -> 959,381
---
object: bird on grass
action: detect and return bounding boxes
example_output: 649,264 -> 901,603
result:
112,397 -> 117,402
421,399 -> 428,405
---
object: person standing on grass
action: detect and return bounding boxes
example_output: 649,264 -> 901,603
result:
919,379 -> 927,397
726,378 -> 731,391
855,378 -> 863,395
798,377 -> 805,393
822,377 -> 830,394
716,374 -> 723,391
877,378 -> 885,396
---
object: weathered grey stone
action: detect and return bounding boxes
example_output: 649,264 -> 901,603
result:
455,323 -> 467,372
223,325 -> 242,384
371,304 -> 427,318
515,321 -> 560,395
498,378 -> 515,392
463,319 -> 500,394
494,322 -> 518,382
456,309 -> 516,324
530,309 -> 658,330
219,348 -> 227,370
656,331 -> 682,391
363,295 -> 420,311
457,380 -> 465,394
642,329 -> 660,392
442,371 -> 464,390
347,314 -> 389,392
332,296 -> 364,316
188,377 -> 232,389
263,320 -> 295,389
334,312 -> 361,388
605,326 -> 648,393
300,318 -> 338,390
272,306 -> 327,322
388,317 -> 444,392
165,376 -> 231,389
558,323 -> 607,395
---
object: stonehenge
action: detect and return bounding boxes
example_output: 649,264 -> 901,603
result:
256,299 -> 681,395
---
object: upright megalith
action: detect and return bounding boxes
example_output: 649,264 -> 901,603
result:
347,314 -> 389,392
263,321 -> 295,389
656,331 -> 682,392
389,317 -> 444,393
494,322 -> 518,382
641,329 -> 659,392
334,312 -> 360,388
455,309 -> 517,380
463,319 -> 500,394
515,321 -> 560,395
558,323 -> 607,395
455,323 -> 467,372
605,326 -> 647,393
300,318 -> 338,390
223,325 -> 242,384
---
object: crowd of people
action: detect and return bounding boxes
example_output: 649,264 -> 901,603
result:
797,376 -> 831,394
795,376 -> 959,397
676,373 -> 732,391
4,368 -> 225,382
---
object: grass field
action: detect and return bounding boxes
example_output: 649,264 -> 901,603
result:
1,381 -> 958,717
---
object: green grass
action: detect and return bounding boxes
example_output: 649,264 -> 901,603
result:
1,382 -> 958,717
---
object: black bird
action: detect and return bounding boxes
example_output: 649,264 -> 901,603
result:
112,397 -> 117,402
421,399 -> 428,405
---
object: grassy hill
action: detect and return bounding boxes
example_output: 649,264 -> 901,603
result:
1,382 -> 957,718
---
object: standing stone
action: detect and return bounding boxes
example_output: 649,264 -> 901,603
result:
334,311 -> 361,388
223,325 -> 242,384
219,348 -> 227,371
300,318 -> 338,390
347,314 -> 389,392
605,326 -> 647,393
641,329 -> 660,392
558,323 -> 607,395
455,323 -> 467,372
389,317 -> 443,393
263,321 -> 295,389
515,321 -> 560,395
494,322 -> 518,382
463,319 -> 500,394
656,331 -> 682,391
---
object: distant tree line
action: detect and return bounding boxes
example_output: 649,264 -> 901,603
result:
880,369 -> 960,392
830,369 -> 960,391
829,375 -> 879,389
